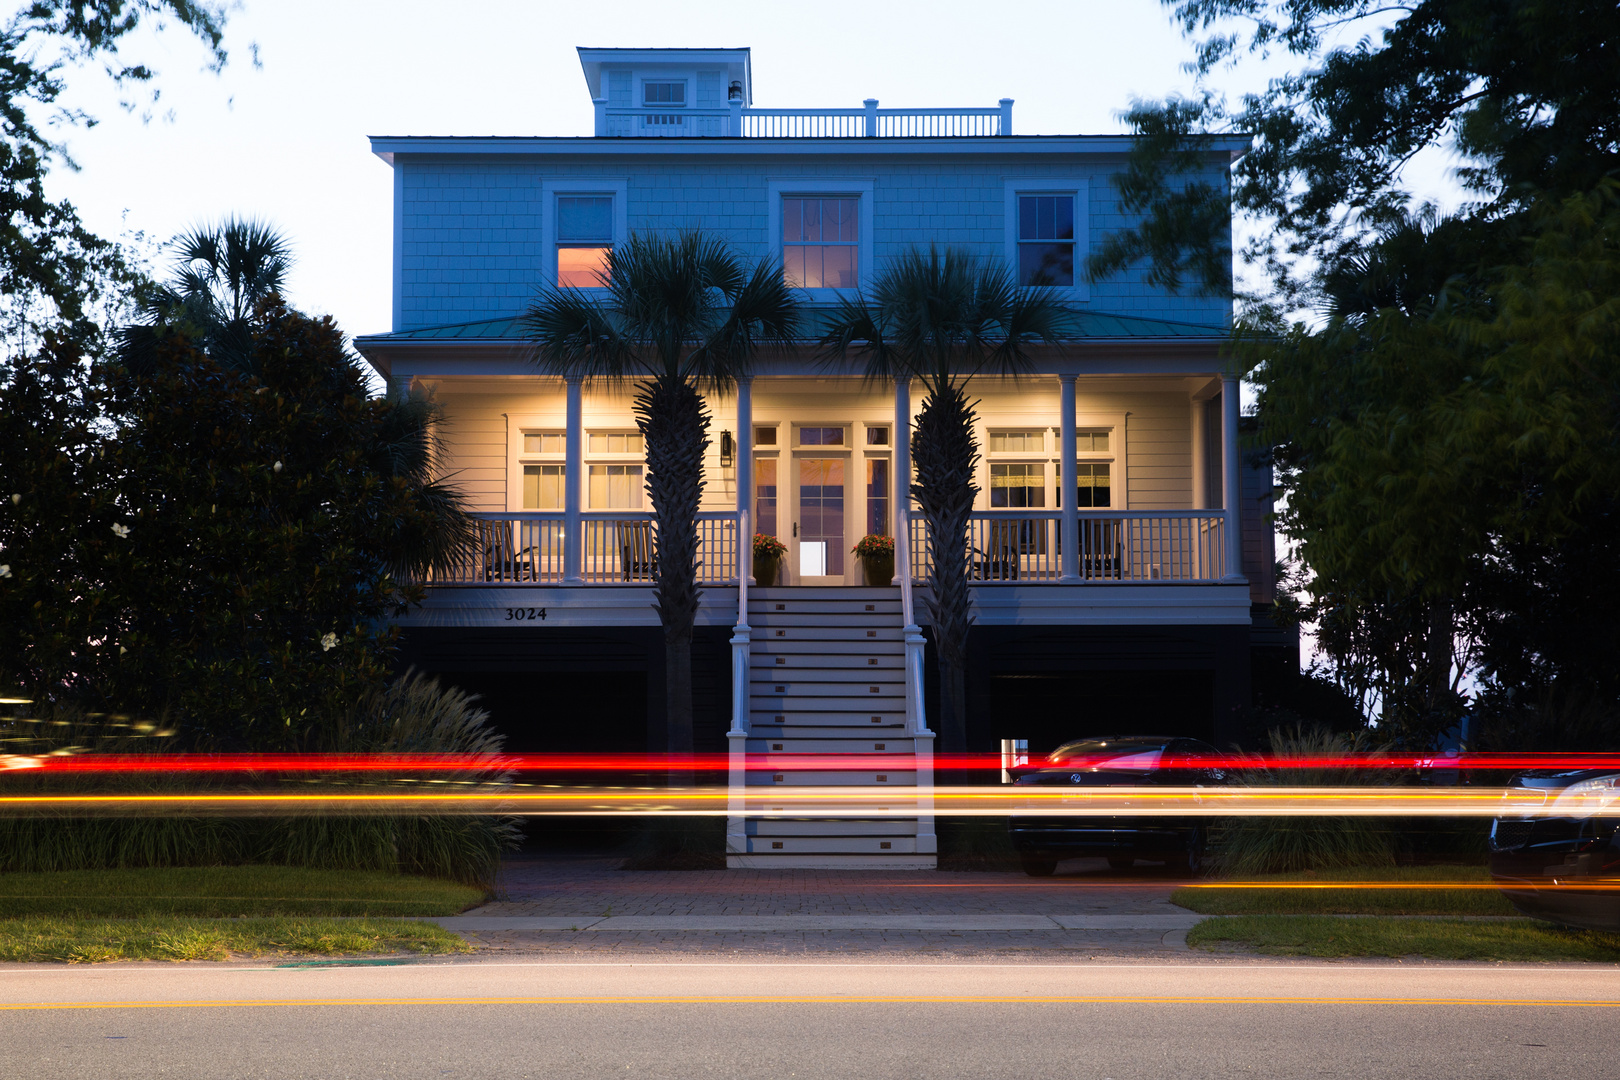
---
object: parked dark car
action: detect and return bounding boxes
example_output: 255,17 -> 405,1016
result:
1489,769 -> 1620,932
1006,735 -> 1226,876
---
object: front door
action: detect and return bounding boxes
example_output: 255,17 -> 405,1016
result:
794,456 -> 846,583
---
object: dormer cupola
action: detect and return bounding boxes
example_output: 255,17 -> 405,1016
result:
577,47 -> 752,138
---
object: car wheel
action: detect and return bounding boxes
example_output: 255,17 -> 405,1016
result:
1106,856 -> 1135,870
1020,856 -> 1058,877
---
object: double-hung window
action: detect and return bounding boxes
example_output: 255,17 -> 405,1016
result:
519,432 -> 565,510
1057,431 -> 1113,508
782,197 -> 859,289
1003,179 -> 1088,298
556,196 -> 614,288
1017,195 -> 1075,287
545,179 -> 627,289
587,430 -> 645,510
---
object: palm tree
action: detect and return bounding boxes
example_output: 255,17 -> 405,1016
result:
820,247 -> 1070,751
142,216 -> 294,372
524,232 -> 800,754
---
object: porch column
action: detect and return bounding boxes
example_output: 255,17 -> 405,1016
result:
735,377 -> 753,584
1189,395 -> 1208,510
1220,374 -> 1245,582
1059,375 -> 1079,583
563,377 -> 584,585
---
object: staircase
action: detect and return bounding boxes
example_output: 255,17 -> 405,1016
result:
727,587 -> 936,869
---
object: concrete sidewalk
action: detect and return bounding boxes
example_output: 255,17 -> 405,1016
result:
442,855 -> 1206,955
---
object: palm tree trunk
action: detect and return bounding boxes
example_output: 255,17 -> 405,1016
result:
637,376 -> 710,763
911,383 -> 979,752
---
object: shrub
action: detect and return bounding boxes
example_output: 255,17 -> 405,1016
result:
1211,722 -> 1397,875
0,673 -> 521,888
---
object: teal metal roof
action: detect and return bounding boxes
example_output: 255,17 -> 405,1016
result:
355,309 -> 1230,348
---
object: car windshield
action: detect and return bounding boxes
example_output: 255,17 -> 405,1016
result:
1048,738 -> 1171,771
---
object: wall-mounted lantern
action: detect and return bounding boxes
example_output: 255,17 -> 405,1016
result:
720,429 -> 735,468
728,81 -> 744,102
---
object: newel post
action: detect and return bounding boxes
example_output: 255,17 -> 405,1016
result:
864,98 -> 879,138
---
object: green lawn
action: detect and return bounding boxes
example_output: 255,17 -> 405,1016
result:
0,866 -> 487,919
1172,864 -> 1516,917
1187,915 -> 1620,962
0,916 -> 471,963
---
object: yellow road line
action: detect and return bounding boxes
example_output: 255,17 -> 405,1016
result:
5,995 -> 1620,1010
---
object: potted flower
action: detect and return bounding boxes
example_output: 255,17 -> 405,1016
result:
753,533 -> 787,586
852,534 -> 895,586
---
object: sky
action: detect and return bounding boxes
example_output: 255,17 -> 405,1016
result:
41,0 -> 1214,342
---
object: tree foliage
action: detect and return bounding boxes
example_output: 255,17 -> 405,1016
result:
0,2 -> 235,356
1095,0 -> 1620,310
0,301 -> 475,747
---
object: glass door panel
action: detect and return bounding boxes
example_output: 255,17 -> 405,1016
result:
797,457 -> 845,579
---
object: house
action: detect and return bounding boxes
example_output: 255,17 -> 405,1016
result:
353,47 -> 1281,868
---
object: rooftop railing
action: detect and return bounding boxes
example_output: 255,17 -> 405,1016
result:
594,98 -> 1013,138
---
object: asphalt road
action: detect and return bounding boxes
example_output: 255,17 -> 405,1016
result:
3,958 -> 1615,1079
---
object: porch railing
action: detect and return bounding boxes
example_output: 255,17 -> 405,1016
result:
907,511 -> 1227,584
431,512 -> 741,586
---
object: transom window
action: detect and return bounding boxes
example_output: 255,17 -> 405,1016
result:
1077,430 -> 1110,453
988,430 -> 1045,453
798,426 -> 845,447
523,432 -> 565,455
1017,194 -> 1075,287
754,426 -> 778,446
783,197 -> 858,289
990,463 -> 1046,508
557,196 -> 613,287
865,426 -> 890,447
588,431 -> 644,454
642,80 -> 686,106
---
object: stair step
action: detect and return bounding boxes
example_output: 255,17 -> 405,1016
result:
749,715 -> 906,728
727,854 -> 936,869
752,626 -> 906,642
745,819 -> 919,837
746,770 -> 918,785
746,739 -> 916,752
737,835 -> 919,855
750,655 -> 905,670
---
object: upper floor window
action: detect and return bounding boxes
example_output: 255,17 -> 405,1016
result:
643,80 -> 686,106
557,195 -> 613,288
1017,195 -> 1075,287
783,197 -> 858,289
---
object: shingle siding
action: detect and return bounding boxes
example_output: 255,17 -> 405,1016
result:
393,157 -> 1230,331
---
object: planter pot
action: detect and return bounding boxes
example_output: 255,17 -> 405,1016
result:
753,555 -> 780,587
861,554 -> 895,587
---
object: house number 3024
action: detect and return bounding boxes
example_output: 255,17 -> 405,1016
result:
503,607 -> 547,622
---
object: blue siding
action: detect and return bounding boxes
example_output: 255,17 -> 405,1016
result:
394,157 -> 1230,331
